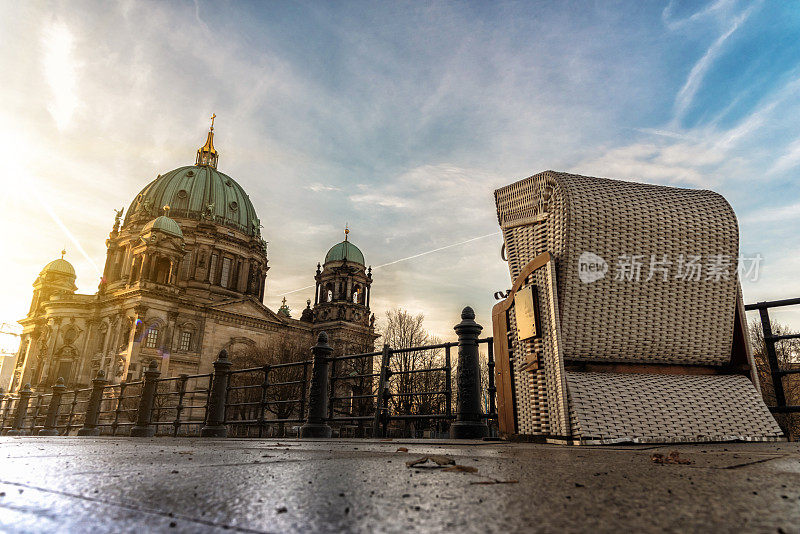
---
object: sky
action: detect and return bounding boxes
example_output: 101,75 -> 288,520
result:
1,0 -> 799,348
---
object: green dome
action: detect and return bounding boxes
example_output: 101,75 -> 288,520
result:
142,215 -> 183,238
41,258 -> 75,277
325,240 -> 365,265
125,165 -> 260,236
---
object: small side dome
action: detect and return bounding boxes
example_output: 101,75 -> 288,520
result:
41,258 -> 75,277
142,214 -> 183,238
325,240 -> 365,265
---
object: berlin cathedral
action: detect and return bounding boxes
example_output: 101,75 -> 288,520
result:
9,120 -> 377,392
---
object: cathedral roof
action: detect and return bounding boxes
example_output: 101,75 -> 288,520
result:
125,165 -> 260,236
325,240 -> 365,265
141,214 -> 183,238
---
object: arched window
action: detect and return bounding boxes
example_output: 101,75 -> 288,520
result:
327,289 -> 333,302
144,325 -> 159,348
352,287 -> 360,303
179,331 -> 192,351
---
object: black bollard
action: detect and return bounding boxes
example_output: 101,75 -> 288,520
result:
450,307 -> 489,439
300,332 -> 333,439
131,361 -> 161,437
201,350 -> 232,438
7,384 -> 33,436
39,378 -> 67,436
78,371 -> 107,436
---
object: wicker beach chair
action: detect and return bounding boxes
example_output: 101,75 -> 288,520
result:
492,171 -> 783,444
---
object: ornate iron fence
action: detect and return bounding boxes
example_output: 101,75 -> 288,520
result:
0,306 -> 499,439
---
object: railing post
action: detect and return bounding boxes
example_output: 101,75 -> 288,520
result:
445,345 -> 452,418
79,371 -> 107,436
131,361 -> 161,437
759,307 -> 787,408
372,344 -> 391,438
0,389 -> 8,432
65,390 -> 79,434
486,339 -> 496,419
7,384 -> 33,436
299,361 -> 309,426
173,374 -> 188,438
300,332 -> 333,438
257,366 -> 270,438
450,306 -> 488,439
328,355 -> 337,422
39,378 -> 67,436
201,350 -> 231,437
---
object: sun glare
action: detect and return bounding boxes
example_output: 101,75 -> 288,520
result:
42,21 -> 78,131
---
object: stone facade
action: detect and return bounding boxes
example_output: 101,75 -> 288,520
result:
10,129 -> 377,392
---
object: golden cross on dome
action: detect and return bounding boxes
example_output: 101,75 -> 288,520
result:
344,223 -> 349,241
61,248 -> 66,259
210,113 -> 216,131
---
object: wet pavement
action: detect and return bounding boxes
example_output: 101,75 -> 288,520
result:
1,437 -> 799,533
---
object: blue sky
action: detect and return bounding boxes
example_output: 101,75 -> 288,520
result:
1,0 -> 799,340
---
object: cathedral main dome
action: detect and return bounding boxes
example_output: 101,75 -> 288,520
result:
124,165 -> 260,236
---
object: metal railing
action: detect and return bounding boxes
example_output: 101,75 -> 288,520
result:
325,337 -> 497,438
745,297 -> 800,414
224,360 -> 311,437
0,306 -> 498,439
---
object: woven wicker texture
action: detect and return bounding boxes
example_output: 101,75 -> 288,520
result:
566,372 -> 784,443
495,171 -> 739,365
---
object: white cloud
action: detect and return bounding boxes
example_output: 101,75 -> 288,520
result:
306,183 -> 341,192
742,202 -> 800,224
769,137 -> 800,175
673,2 -> 758,122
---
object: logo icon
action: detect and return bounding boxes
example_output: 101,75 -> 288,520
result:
578,252 -> 608,284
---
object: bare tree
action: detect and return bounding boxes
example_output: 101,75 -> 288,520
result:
228,333 -> 312,436
749,319 -> 800,438
380,309 -> 446,434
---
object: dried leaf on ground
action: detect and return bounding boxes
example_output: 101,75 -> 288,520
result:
396,447 -> 409,453
651,451 -> 692,465
470,479 -> 519,485
405,455 -> 456,468
442,465 -> 478,473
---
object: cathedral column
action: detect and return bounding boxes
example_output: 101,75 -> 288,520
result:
129,256 -> 138,283
122,245 -> 133,279
44,318 -> 64,385
204,249 -> 213,282
162,311 -> 179,376
14,333 -> 36,391
366,285 -> 371,308
76,320 -> 95,385
215,253 -> 224,285
148,255 -> 159,281
121,306 -> 147,382
140,254 -> 151,282
230,259 -> 239,290
346,278 -> 352,301
106,315 -> 123,379
239,259 -> 250,293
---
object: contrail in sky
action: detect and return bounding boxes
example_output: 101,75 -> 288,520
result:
372,232 -> 500,268
275,231 -> 501,297
34,192 -> 101,274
